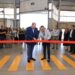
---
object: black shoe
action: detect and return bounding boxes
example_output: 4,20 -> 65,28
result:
47,59 -> 50,62
41,58 -> 46,60
27,60 -> 30,63
31,58 -> 36,61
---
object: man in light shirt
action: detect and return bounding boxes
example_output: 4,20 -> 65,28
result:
39,26 -> 51,62
51,27 -> 60,49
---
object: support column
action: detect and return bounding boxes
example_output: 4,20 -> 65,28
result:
14,5 -> 17,28
51,0 -> 54,29
48,0 -> 49,29
3,7 -> 5,27
58,0 -> 61,28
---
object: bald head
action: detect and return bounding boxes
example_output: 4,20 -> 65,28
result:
32,22 -> 36,29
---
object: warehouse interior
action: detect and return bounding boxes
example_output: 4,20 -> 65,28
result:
0,0 -> 75,75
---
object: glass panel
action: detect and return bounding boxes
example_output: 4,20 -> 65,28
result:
49,11 -> 51,18
53,14 -> 58,21
0,8 -> 4,14
5,15 -> 14,19
0,8 -> 3,11
17,15 -> 19,19
60,11 -> 75,17
4,8 -> 14,15
0,15 -> 4,18
49,3 -> 52,10
60,16 -> 75,22
53,4 -> 58,16
20,12 -> 48,29
17,8 -> 19,14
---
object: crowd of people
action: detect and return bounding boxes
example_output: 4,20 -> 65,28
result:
0,26 -> 25,49
63,25 -> 75,54
0,23 -> 75,63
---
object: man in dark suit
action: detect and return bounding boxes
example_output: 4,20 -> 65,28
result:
69,25 -> 75,54
25,23 -> 39,63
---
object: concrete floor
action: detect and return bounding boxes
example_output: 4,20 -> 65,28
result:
0,43 -> 75,75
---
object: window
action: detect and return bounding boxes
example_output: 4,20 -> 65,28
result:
17,15 -> 19,19
4,8 -> 14,15
53,5 -> 58,16
52,4 -> 58,21
49,11 -> 51,18
60,11 -> 75,17
60,11 -> 75,22
49,3 -> 52,10
53,14 -> 58,21
17,8 -> 19,14
0,8 -> 4,15
5,15 -> 14,19
60,16 -> 75,22
0,15 -> 4,18
20,11 -> 48,29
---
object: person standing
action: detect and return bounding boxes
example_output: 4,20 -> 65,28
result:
69,25 -> 75,54
25,23 -> 39,63
39,26 -> 51,62
59,29 -> 62,41
0,26 -> 6,49
51,27 -> 60,49
63,28 -> 70,51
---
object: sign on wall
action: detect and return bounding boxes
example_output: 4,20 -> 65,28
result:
20,0 -> 48,13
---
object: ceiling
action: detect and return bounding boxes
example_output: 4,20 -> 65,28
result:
0,0 -> 20,4
0,0 -> 75,3
53,0 -> 75,11
0,0 -> 75,11
0,0 -> 20,8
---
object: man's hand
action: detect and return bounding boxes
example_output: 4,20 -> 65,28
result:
33,38 -> 36,40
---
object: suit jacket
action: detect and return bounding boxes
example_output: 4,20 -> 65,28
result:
25,27 -> 39,44
59,30 -> 62,40
72,29 -> 75,41
64,31 -> 70,41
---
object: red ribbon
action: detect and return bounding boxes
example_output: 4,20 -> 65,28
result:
0,40 -> 75,44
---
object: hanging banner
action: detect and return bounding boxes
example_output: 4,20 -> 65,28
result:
20,0 -> 48,13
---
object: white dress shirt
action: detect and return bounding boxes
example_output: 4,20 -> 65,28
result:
39,29 -> 51,40
70,30 -> 73,38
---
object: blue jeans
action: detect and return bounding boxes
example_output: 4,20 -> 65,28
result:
27,44 -> 35,60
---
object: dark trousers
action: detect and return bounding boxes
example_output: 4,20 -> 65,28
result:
42,43 -> 50,60
27,44 -> 35,60
0,36 -> 5,49
72,44 -> 75,54
69,38 -> 75,54
69,38 -> 73,53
